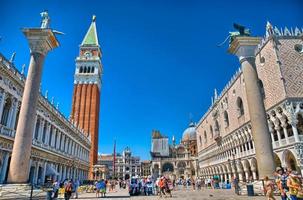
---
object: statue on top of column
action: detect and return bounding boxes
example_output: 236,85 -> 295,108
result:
40,10 -> 50,29
218,23 -> 251,47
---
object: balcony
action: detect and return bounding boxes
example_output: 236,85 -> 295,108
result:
0,124 -> 15,138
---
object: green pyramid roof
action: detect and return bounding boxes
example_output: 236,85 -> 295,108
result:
81,15 -> 99,46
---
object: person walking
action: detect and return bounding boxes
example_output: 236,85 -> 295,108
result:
264,176 -> 276,200
64,180 -> 73,200
275,167 -> 289,200
73,179 -> 80,199
100,179 -> 107,197
165,178 -> 173,198
287,171 -> 302,200
159,177 -> 166,198
233,176 -> 240,195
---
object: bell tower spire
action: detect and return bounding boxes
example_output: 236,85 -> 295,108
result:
70,15 -> 102,179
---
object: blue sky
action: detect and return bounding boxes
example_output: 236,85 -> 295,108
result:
0,0 -> 301,160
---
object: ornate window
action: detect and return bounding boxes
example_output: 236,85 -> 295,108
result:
91,67 -> 95,73
1,98 -> 11,126
42,122 -> 47,143
48,126 -> 53,146
214,120 -> 220,135
210,125 -> 213,138
199,135 -> 202,146
294,44 -> 303,53
224,111 -> 229,127
204,131 -> 207,143
34,118 -> 40,140
79,67 -> 83,73
236,97 -> 244,117
84,67 -> 87,73
54,129 -> 57,148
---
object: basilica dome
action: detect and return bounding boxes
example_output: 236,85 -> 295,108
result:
182,122 -> 197,141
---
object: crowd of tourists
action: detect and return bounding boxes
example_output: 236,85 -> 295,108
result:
263,167 -> 303,200
51,179 -> 80,200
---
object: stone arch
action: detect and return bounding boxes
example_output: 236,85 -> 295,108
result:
79,66 -> 83,73
242,159 -> 252,181
282,149 -> 299,172
83,66 -> 87,73
162,162 -> 174,173
274,152 -> 282,168
153,163 -> 160,178
177,161 -> 186,176
281,114 -> 294,137
250,158 -> 258,180
177,146 -> 185,155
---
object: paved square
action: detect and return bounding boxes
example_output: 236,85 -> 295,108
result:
77,188 -> 266,200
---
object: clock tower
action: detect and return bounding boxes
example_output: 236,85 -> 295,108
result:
70,15 -> 102,179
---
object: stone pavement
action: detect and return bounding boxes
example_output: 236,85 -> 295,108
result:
77,188 -> 267,200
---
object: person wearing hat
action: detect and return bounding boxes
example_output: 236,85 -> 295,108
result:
287,171 -> 303,200
275,167 -> 289,200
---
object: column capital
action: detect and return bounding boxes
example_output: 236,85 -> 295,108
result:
228,36 -> 261,62
22,28 -> 59,55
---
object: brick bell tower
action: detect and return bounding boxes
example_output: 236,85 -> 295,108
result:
71,15 -> 102,179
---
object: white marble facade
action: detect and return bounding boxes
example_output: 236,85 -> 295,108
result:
0,53 -> 91,185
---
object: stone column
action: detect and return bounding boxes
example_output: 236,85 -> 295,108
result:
283,127 -> 290,144
228,36 -> 275,179
292,125 -> 300,142
252,170 -> 257,180
34,162 -> 39,185
7,26 -> 59,183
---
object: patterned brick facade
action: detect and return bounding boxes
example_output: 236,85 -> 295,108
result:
196,23 -> 303,182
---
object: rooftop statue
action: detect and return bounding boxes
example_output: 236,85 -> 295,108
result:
40,10 -> 50,29
218,23 -> 251,47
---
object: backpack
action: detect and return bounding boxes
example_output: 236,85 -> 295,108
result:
65,183 -> 73,192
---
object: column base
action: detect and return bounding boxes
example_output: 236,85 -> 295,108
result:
0,184 -> 47,199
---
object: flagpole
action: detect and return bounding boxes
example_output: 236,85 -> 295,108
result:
113,140 -> 116,179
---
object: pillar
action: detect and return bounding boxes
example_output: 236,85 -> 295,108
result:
283,127 -> 290,144
292,125 -> 300,142
252,170 -> 257,180
8,22 -> 59,183
34,162 -> 39,185
228,36 -> 275,179
245,171 -> 249,182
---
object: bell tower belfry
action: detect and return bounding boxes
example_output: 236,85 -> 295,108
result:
70,15 -> 102,179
